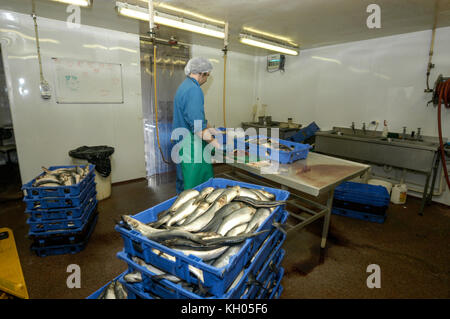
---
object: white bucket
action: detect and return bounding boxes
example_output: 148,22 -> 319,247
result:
391,184 -> 408,204
71,158 -> 112,201
368,179 -> 393,194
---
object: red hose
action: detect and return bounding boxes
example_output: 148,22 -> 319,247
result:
436,79 -> 450,190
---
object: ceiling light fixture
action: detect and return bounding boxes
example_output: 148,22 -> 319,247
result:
138,1 -> 225,26
242,27 -> 298,47
239,34 -> 298,56
116,2 -> 225,39
50,0 -> 92,7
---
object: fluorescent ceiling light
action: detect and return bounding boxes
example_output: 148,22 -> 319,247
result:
239,34 -> 298,56
242,27 -> 298,47
50,0 -> 92,7
138,1 -> 225,26
116,2 -> 225,39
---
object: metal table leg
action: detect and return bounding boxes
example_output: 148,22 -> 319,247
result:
418,172 -> 431,216
426,151 -> 441,205
321,189 -> 334,249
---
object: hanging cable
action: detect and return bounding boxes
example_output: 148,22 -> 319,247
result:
425,0 -> 439,93
436,78 -> 450,190
222,22 -> 229,127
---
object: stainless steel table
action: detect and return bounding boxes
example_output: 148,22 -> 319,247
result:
219,151 -> 370,248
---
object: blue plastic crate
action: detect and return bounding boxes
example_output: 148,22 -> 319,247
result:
332,207 -> 386,224
240,135 -> 311,164
25,191 -> 97,221
28,198 -> 98,237
22,165 -> 96,199
262,267 -> 284,299
26,196 -> 98,232
116,178 -> 289,297
30,212 -> 98,257
117,227 -> 287,299
334,182 -> 390,207
243,248 -> 285,299
86,272 -> 139,299
288,121 -> 320,143
23,181 -> 96,210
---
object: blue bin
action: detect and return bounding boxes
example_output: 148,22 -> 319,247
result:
115,178 -> 289,297
26,192 -> 97,221
22,165 -> 96,199
334,182 -> 390,207
30,211 -> 98,257
23,181 -> 96,210
26,196 -> 98,232
117,227 -> 286,299
240,135 -> 311,164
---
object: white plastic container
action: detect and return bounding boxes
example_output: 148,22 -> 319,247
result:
391,184 -> 408,204
71,158 -> 112,201
368,179 -> 393,194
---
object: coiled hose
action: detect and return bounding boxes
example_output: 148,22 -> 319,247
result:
436,78 -> 450,190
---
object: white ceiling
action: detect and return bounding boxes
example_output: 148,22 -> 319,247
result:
135,0 -> 450,55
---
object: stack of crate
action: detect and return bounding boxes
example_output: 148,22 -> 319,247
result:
92,178 -> 288,300
22,165 -> 98,257
332,181 -> 390,223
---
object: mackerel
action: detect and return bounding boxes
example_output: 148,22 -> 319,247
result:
205,188 -> 226,203
175,245 -> 229,261
168,189 -> 200,213
244,208 -> 271,233
132,256 -> 181,283
180,201 -> 211,226
212,244 -> 243,268
199,202 -> 245,233
179,197 -> 227,232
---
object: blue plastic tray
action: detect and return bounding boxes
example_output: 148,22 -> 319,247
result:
28,199 -> 98,237
334,182 -> 390,207
86,272 -> 139,299
30,212 -> 98,257
22,165 -> 96,199
240,135 -> 311,164
23,182 -> 96,210
258,267 -> 284,299
115,178 -> 289,296
117,227 -> 286,299
25,191 -> 97,221
332,207 -> 386,224
26,196 -> 98,232
116,178 -> 289,297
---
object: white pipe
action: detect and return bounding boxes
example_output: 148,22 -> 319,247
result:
147,0 -> 155,35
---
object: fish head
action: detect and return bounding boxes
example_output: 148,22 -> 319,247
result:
121,215 -> 140,230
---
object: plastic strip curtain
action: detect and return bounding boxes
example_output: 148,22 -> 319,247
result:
140,42 -> 189,186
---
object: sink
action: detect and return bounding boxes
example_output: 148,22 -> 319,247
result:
315,127 -> 445,173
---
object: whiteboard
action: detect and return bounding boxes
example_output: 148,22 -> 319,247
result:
52,57 -> 124,104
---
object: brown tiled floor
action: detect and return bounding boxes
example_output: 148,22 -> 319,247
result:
0,165 -> 449,299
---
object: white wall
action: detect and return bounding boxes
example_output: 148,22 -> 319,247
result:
191,45 -> 258,128
254,27 -> 450,205
0,10 -> 146,184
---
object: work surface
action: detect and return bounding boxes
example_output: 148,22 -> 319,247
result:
226,151 -> 370,196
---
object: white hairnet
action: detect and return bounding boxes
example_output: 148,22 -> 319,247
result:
184,57 -> 213,75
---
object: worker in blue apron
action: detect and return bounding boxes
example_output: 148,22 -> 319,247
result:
172,57 -> 222,194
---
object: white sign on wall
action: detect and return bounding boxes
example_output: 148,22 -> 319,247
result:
52,57 -> 124,104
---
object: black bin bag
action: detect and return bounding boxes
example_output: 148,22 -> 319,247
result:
69,146 -> 115,178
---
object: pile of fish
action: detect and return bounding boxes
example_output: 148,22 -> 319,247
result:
97,280 -> 128,299
246,137 -> 293,152
120,185 -> 286,270
32,165 -> 91,187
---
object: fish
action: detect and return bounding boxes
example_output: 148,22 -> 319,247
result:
132,256 -> 181,283
197,187 -> 215,202
32,165 -> 90,187
217,206 -> 256,236
121,215 -> 166,238
198,202 -> 245,233
178,197 -> 228,233
254,189 -> 275,200
211,245 -> 242,269
114,280 -> 128,299
225,224 -> 248,237
123,271 -> 142,283
179,201 -> 212,226
104,281 -> 117,299
168,189 -> 200,213
142,228 -> 207,245
175,245 -> 229,261
244,208 -> 272,233
205,188 -> 226,203
166,198 -> 199,227
232,196 -> 286,208
238,188 -> 262,200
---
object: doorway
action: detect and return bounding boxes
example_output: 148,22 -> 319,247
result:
0,47 -> 21,202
